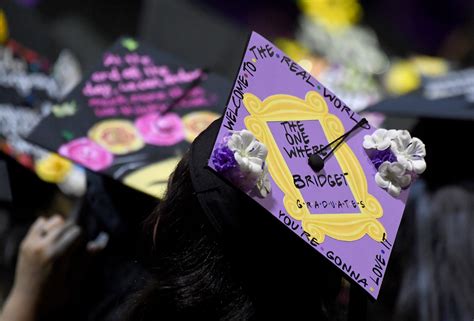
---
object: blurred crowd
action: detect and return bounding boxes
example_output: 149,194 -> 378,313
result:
0,0 -> 474,320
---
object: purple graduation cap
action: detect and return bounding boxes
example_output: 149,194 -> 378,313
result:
207,32 -> 426,299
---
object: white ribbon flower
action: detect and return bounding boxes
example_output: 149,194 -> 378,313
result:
228,130 -> 268,177
390,130 -> 426,174
363,128 -> 398,150
227,130 -> 271,197
256,163 -> 272,197
375,161 -> 411,197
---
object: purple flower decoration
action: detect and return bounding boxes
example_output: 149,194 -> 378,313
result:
226,167 -> 257,193
211,130 -> 272,197
371,149 -> 397,170
211,144 -> 237,172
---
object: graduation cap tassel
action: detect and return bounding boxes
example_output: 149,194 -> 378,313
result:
308,118 -> 368,172
160,68 -> 210,115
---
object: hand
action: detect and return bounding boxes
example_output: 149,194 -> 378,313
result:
0,215 -> 81,321
14,215 -> 81,296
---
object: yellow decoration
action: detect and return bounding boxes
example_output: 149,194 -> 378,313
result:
243,91 -> 385,243
35,154 -> 73,183
274,39 -> 328,77
88,119 -> 144,155
384,61 -> 421,95
123,157 -> 181,199
183,111 -> 220,143
274,38 -> 310,62
299,57 -> 328,77
0,10 -> 8,43
410,55 -> 448,77
298,0 -> 362,29
52,101 -> 77,118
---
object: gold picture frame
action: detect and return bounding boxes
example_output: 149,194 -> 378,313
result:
243,91 -> 386,243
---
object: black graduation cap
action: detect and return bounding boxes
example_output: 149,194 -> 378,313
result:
138,0 -> 249,79
367,67 -> 474,120
27,37 -> 232,198
367,69 -> 474,189
0,18 -> 61,171
1,1 -> 60,60
366,92 -> 474,120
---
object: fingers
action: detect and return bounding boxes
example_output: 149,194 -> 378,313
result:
27,215 -> 82,260
28,215 -> 64,239
29,216 -> 47,237
42,215 -> 64,232
42,220 -> 72,243
47,224 -> 82,259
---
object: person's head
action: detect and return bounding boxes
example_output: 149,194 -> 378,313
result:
394,185 -> 474,321
125,121 -> 341,320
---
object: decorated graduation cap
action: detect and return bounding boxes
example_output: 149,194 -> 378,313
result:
27,37 -> 231,198
0,34 -> 70,170
367,68 -> 474,189
367,67 -> 474,120
195,32 -> 427,299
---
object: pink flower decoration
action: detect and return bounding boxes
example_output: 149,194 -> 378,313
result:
59,137 -> 114,171
135,112 -> 185,146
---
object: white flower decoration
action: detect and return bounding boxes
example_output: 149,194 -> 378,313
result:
228,130 -> 268,176
227,130 -> 271,197
375,161 -> 411,197
390,130 -> 426,174
363,128 -> 398,150
256,163 -> 271,197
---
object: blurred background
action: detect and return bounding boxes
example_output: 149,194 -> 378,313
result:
0,0 -> 473,320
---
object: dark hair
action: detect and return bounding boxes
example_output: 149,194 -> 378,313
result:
395,185 -> 474,321
124,151 -> 341,320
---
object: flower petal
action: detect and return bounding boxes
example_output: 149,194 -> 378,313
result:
364,129 -> 394,150
396,130 -> 412,142
396,154 -> 411,170
377,161 -> 390,176
247,159 -> 264,176
387,183 -> 401,197
246,140 -> 268,159
375,172 -> 390,188
406,137 -> 426,157
411,159 -> 427,174
227,136 -> 239,151
227,134 -> 243,152
391,130 -> 411,155
372,129 -> 388,142
239,130 -> 256,149
397,174 -> 412,188
363,135 -> 376,149
386,129 -> 398,139
388,161 -> 407,176
256,169 -> 271,197
377,140 -> 391,151
234,153 -> 247,169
